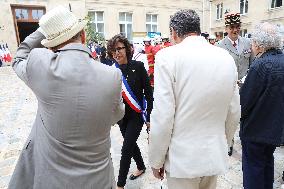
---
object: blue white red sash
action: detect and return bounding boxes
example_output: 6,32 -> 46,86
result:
114,62 -> 147,122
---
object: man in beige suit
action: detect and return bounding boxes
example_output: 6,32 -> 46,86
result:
8,6 -> 124,189
149,9 -> 240,189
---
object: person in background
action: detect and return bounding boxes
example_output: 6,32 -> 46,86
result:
95,42 -> 103,58
161,35 -> 172,48
208,35 -> 216,45
132,43 -> 148,71
201,32 -> 209,41
240,22 -> 284,189
8,6 -> 124,189
143,37 -> 155,88
107,34 -> 153,189
100,46 -> 114,66
150,36 -> 162,88
88,40 -> 98,59
149,9 -> 240,189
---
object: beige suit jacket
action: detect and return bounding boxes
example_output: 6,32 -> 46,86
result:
149,36 -> 240,178
9,30 -> 124,189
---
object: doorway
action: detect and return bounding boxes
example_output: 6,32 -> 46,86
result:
11,5 -> 45,44
17,22 -> 39,42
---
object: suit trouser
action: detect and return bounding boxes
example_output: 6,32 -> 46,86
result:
117,115 -> 146,187
166,174 -> 217,189
242,140 -> 276,189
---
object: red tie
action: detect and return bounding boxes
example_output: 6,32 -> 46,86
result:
233,41 -> 237,47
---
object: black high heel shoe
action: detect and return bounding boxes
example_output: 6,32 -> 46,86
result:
129,169 -> 146,180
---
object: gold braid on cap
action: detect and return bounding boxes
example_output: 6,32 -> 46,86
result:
46,21 -> 78,40
225,13 -> 241,26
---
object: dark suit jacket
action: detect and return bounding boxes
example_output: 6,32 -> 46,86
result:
240,49 -> 284,145
118,60 -> 153,122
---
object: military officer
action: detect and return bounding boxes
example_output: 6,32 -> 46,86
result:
216,12 -> 253,156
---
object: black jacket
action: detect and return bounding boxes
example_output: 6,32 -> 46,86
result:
118,60 -> 153,122
240,49 -> 284,145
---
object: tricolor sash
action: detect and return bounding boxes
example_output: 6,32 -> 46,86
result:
114,62 -> 147,123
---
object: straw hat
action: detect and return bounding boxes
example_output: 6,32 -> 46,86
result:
39,6 -> 87,48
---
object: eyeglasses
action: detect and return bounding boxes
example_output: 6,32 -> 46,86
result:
112,46 -> 126,53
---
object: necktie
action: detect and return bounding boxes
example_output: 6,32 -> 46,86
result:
233,41 -> 237,48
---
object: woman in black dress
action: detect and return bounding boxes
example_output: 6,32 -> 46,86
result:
107,34 -> 153,189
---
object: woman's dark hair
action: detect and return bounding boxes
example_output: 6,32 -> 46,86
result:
107,34 -> 132,62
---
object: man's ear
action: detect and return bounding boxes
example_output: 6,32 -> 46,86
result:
171,29 -> 180,44
171,29 -> 176,43
81,30 -> 86,44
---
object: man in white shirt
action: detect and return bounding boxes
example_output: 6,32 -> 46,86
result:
149,9 -> 240,189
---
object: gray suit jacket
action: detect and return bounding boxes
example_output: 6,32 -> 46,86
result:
216,36 -> 253,79
8,30 -> 125,189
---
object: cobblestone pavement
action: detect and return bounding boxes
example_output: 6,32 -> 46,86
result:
1,66 -> 284,189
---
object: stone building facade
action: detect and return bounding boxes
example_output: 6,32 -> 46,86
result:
1,0 -> 284,56
0,0 -> 86,56
0,0 -> 204,56
209,0 -> 284,40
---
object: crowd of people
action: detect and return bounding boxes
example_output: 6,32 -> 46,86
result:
6,5 -> 284,189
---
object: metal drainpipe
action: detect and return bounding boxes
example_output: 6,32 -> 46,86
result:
209,0 -> 212,34
202,0 -> 205,32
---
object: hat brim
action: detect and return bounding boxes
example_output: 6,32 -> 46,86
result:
41,20 -> 87,48
225,21 -> 242,26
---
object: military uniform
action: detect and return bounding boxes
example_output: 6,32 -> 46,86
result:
216,36 -> 253,80
216,12 -> 253,156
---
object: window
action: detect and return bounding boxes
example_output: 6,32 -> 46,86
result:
216,3 -> 223,20
240,29 -> 248,37
15,9 -> 29,20
32,9 -> 44,20
119,12 -> 133,40
271,0 -> 282,8
15,8 -> 44,21
146,14 -> 158,32
88,11 -> 105,37
240,0 -> 248,14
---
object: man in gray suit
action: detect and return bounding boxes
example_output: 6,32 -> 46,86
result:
216,12 -> 252,156
8,6 -> 124,189
216,13 -> 252,81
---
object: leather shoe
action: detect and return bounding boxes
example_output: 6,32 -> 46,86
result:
129,169 -> 146,180
228,146 -> 233,156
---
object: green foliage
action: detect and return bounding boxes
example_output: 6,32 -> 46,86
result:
85,15 -> 105,44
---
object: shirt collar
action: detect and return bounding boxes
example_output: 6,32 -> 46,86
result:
227,37 -> 239,46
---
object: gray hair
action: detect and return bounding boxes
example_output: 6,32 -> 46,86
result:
169,9 -> 201,38
252,22 -> 283,50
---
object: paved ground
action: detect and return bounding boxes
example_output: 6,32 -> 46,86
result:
1,66 -> 284,189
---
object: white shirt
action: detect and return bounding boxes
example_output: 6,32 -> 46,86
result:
228,37 -> 239,52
